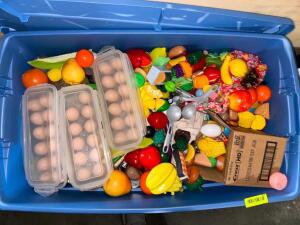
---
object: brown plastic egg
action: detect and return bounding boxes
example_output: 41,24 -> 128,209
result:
104,89 -> 119,102
72,137 -> 85,151
77,167 -> 92,181
69,122 -> 83,136
84,120 -> 96,133
114,71 -> 126,84
98,62 -> 112,75
81,105 -> 93,119
108,103 -> 121,116
33,126 -> 47,140
30,112 -> 44,125
37,157 -> 50,171
34,142 -> 49,155
111,117 -> 125,130
66,107 -> 80,121
79,92 -> 91,104
73,152 -> 88,166
101,76 -> 116,88
111,58 -> 123,70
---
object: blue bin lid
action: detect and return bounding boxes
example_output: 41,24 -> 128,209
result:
0,0 -> 294,35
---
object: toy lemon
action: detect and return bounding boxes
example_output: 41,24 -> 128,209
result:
229,58 -> 248,78
146,163 -> 182,195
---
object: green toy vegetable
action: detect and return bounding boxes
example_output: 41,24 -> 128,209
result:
185,177 -> 205,191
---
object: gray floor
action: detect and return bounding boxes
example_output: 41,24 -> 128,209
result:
0,197 -> 299,225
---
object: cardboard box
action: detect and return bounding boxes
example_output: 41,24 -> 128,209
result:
200,111 -> 288,187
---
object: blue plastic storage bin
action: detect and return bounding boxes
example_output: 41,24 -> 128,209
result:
0,0 -> 300,213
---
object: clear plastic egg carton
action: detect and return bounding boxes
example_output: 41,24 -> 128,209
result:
22,84 -> 66,196
59,85 -> 113,191
93,47 -> 146,151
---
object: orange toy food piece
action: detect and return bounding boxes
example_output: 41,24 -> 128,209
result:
104,170 -> 132,197
193,75 -> 209,89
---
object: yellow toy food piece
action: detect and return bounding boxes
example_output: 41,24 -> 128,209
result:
238,111 -> 255,128
167,56 -> 186,68
185,144 -> 196,163
146,163 -> 182,195
150,47 -> 167,62
197,137 -> 226,158
155,98 -> 165,111
229,58 -> 248,78
61,59 -> 85,84
162,91 -> 170,99
251,115 -> 266,130
203,85 -> 211,93
220,55 -> 233,85
47,68 -> 62,82
144,99 -> 156,111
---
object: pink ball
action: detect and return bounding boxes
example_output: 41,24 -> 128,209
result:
66,107 -> 80,121
269,172 -> 288,191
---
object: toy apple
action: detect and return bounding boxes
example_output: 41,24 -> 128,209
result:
229,90 -> 252,112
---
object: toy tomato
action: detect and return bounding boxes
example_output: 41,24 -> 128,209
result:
203,66 -> 220,84
124,150 -> 143,169
140,171 -> 152,195
256,85 -> 272,103
248,88 -> 258,105
127,49 -> 152,69
22,68 -> 48,88
229,90 -> 252,112
139,146 -> 161,170
75,49 -> 94,67
147,112 -> 168,129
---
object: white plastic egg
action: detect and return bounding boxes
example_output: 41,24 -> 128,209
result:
200,124 -> 222,138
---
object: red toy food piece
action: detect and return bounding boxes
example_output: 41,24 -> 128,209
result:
140,171 -> 152,195
124,150 -> 143,169
127,49 -> 152,69
22,68 -> 48,88
248,88 -> 258,105
203,66 -> 220,84
76,49 -> 94,68
139,146 -> 161,170
192,56 -> 206,73
256,85 -> 272,103
147,112 -> 168,129
229,90 -> 252,112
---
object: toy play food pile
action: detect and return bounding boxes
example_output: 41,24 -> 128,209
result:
21,46 -> 288,197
